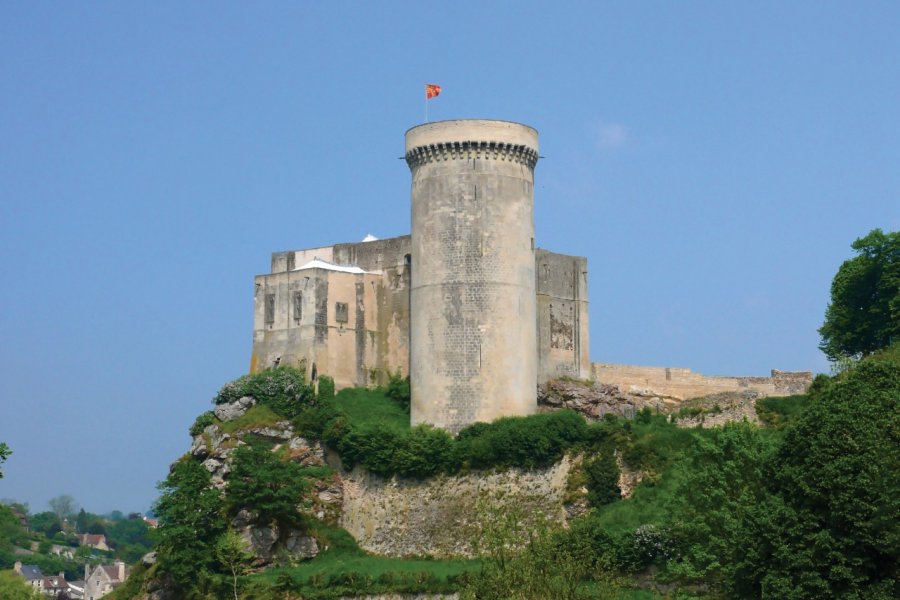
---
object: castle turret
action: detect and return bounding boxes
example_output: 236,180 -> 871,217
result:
405,120 -> 539,433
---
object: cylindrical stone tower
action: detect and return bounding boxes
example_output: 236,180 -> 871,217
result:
405,120 -> 539,433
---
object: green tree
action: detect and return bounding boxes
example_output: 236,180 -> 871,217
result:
226,441 -> 308,530
461,502 -> 617,599
29,512 -> 62,538
0,571 -> 41,599
584,451 -> 621,508
752,355 -> 900,599
153,458 -> 227,596
215,530 -> 253,600
819,229 -> 900,361
668,421 -> 775,593
0,443 -> 10,479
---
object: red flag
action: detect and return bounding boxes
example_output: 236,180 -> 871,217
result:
425,83 -> 441,99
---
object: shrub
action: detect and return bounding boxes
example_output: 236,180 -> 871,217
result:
213,366 -> 315,418
385,371 -> 411,411
456,410 -> 588,470
317,375 -> 335,403
394,425 -> 457,478
189,410 -> 216,436
584,452 -> 621,507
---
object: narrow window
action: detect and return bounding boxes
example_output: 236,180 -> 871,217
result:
265,293 -> 275,325
293,291 -> 303,322
335,302 -> 349,324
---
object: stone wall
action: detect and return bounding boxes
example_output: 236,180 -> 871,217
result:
338,455 -> 575,558
592,362 -> 812,401
536,249 -> 590,382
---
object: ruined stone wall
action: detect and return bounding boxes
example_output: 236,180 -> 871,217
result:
536,249 -> 590,383
338,455 -> 574,557
591,362 -> 812,400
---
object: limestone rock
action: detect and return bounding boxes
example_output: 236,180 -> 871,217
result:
246,423 -> 293,441
214,396 -> 257,422
203,424 -> 231,451
539,379 -> 660,420
286,436 -> 326,466
189,436 -> 208,459
284,530 -> 319,559
141,551 -> 157,567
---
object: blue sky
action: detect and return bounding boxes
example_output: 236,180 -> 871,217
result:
1,2 -> 898,513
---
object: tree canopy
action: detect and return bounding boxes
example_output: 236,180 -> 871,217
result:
0,442 -> 9,479
820,229 -> 900,361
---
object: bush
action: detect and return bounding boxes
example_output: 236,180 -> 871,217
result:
317,375 -> 335,403
385,371 -> 411,411
189,410 -> 216,436
213,366 -> 315,418
456,410 -> 588,470
584,452 -> 621,508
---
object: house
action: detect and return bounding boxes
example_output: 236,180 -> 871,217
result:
78,534 -> 110,552
41,572 -> 71,597
13,562 -> 44,592
67,579 -> 86,599
83,561 -> 129,600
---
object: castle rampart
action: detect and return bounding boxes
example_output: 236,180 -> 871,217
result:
592,362 -> 813,400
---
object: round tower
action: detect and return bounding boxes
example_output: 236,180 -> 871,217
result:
405,119 -> 539,433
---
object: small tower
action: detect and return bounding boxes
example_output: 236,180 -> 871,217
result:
405,120 -> 539,433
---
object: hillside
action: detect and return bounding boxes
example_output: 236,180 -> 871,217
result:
112,342 -> 899,600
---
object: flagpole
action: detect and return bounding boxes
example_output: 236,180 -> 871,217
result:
425,90 -> 428,122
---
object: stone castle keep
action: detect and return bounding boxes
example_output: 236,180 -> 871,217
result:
251,119 -> 810,433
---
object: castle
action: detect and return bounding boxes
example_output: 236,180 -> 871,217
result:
251,120 -> 810,433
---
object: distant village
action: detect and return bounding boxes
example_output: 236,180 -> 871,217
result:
3,502 -> 156,599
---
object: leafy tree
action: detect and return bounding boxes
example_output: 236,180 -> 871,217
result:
461,502 -> 617,599
48,495 -> 78,521
584,451 -> 621,508
0,443 -> 10,479
153,458 -> 227,596
226,441 -> 308,530
29,511 -> 62,538
215,530 -> 253,600
668,421 -> 775,592
820,229 -> 900,361
107,517 -> 153,550
0,571 -> 41,599
751,355 -> 900,598
0,504 -> 29,549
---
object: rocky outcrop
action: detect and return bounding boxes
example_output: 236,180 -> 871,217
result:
539,379 -> 678,420
214,396 -> 257,422
673,390 -> 762,428
188,419 -> 329,490
231,509 -> 319,564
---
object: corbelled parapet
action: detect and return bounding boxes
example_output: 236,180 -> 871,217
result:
405,139 -> 539,169
406,119 -> 540,433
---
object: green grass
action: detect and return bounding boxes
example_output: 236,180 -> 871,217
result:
248,524 -> 474,598
218,404 -> 284,435
333,386 -> 409,432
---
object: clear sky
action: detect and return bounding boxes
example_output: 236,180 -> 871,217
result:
1,2 -> 898,514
